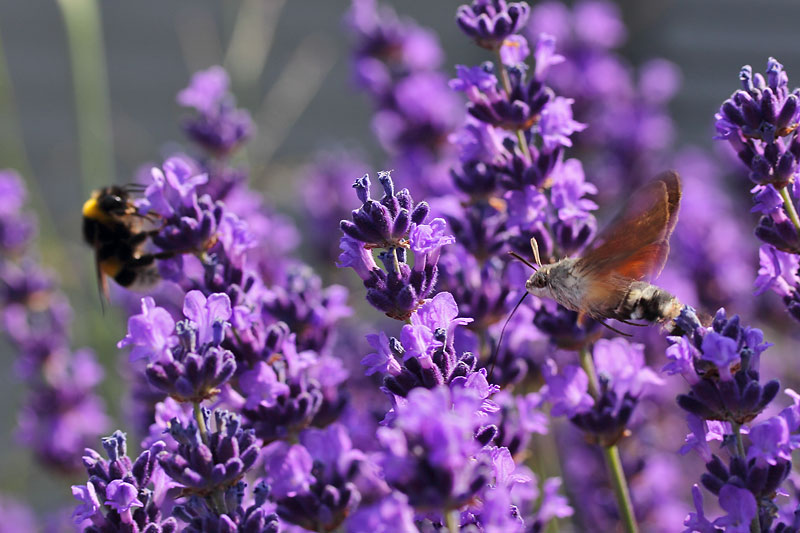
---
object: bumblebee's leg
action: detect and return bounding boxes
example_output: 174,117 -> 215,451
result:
129,229 -> 162,246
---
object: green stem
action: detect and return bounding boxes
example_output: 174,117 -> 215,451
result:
56,0 -> 115,197
494,50 -> 533,164
578,347 -> 600,398
193,402 -> 209,446
602,445 -> 640,533
779,186 -> 800,234
579,346 -> 639,533
732,422 -> 747,458
391,246 -> 401,275
446,509 -> 460,533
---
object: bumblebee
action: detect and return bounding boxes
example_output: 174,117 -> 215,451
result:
82,186 -> 163,300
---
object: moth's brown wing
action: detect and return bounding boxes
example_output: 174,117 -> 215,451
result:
576,171 -> 680,320
576,171 -> 681,282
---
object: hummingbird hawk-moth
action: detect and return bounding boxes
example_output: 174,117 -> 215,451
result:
490,171 -> 683,379
524,170 -> 683,329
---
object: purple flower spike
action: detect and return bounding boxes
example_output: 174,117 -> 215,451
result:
73,431 -> 177,532
671,308 -> 779,425
377,385 -> 490,510
240,332 -> 325,443
451,60 -> 555,132
174,481 -> 279,533
265,424 -> 368,532
120,294 -> 236,402
456,0 -> 531,50
373,292 -> 482,396
158,409 -> 261,494
555,339 -> 662,446
178,66 -> 254,156
340,171 -> 429,249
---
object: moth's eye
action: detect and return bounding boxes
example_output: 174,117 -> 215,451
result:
533,275 -> 547,288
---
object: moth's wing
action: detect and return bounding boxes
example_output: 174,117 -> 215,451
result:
576,171 -> 681,282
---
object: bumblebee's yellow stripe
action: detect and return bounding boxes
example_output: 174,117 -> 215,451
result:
82,196 -> 113,223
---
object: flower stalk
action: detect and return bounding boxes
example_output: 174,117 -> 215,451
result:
578,346 -> 639,533
779,185 -> 800,234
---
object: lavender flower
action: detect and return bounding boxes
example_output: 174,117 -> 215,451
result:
71,431 -> 177,532
158,409 -> 260,495
263,424 -> 368,531
340,172 -> 429,249
178,66 -> 254,156
376,385 -> 491,511
238,328 -> 325,443
456,0 -> 531,50
340,171 -> 458,320
361,292 -> 482,396
0,170 -> 35,252
118,292 -> 237,402
543,339 -> 662,446
450,58 -> 555,131
174,482 -> 279,533
664,308 -> 779,424
0,170 -> 109,472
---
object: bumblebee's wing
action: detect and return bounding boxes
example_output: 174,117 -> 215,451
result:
576,171 -> 681,282
95,254 -> 109,311
576,171 -> 680,319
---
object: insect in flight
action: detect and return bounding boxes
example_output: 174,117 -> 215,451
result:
492,171 -> 683,378
82,185 -> 168,304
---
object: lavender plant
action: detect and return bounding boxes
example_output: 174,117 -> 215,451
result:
715,57 -> 800,323
3,1 -> 800,532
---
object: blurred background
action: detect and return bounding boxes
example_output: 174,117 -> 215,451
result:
2,0 -> 800,519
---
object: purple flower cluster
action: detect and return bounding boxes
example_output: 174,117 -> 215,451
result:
665,307 -> 800,531
542,338 -> 662,446
526,1 -> 681,199
346,0 -> 463,198
118,291 -> 236,402
435,2 -> 602,386
339,171 -> 456,320
6,2 -> 797,532
0,170 -> 109,472
456,0 -> 531,51
340,164 -> 570,530
177,66 -> 254,157
715,58 -> 800,323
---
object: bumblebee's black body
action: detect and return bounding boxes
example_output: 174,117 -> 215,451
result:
82,186 -> 160,291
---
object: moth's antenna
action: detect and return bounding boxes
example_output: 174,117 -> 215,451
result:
509,251 -> 537,270
530,237 -> 542,266
488,292 -> 529,382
